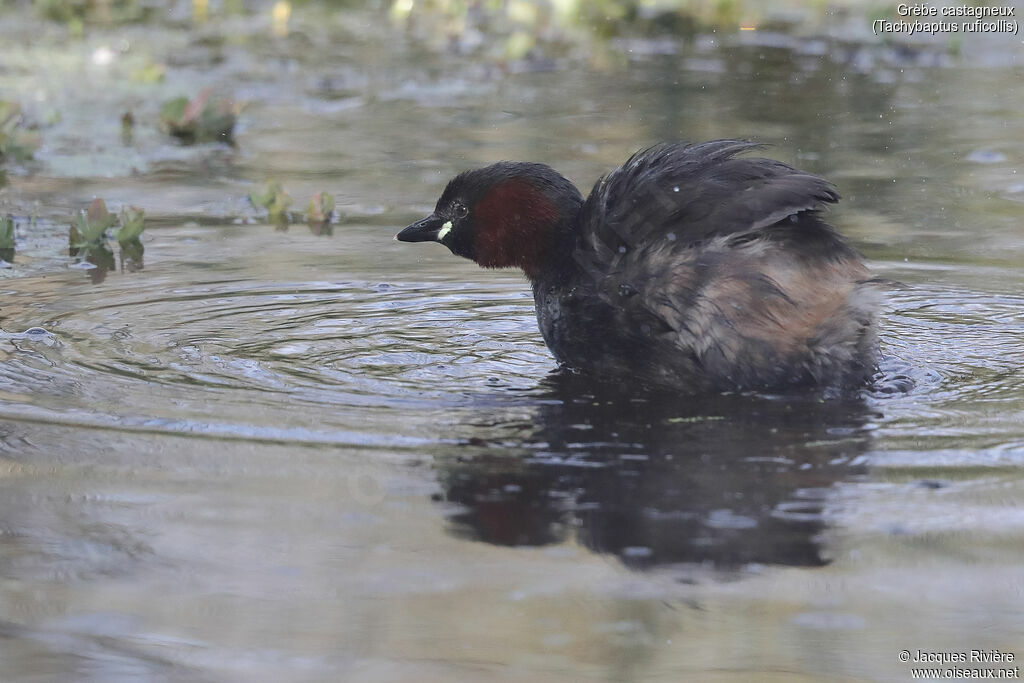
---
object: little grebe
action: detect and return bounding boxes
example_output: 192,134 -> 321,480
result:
396,140 -> 879,393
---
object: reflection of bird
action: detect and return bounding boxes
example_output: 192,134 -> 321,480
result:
436,378 -> 872,569
398,141 -> 879,393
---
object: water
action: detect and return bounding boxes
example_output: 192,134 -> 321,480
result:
1,4 -> 1023,681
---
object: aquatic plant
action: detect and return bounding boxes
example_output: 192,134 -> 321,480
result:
249,181 -> 293,225
117,206 -> 146,271
0,216 -> 13,249
69,198 -> 117,254
116,206 -> 146,246
86,243 -> 116,283
68,199 -> 147,279
160,89 -> 238,144
0,102 -> 41,163
306,192 -> 335,235
0,215 -> 14,263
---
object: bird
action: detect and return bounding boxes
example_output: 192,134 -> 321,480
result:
396,140 -> 879,394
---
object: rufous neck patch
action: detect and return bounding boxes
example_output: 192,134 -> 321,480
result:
472,179 -> 562,278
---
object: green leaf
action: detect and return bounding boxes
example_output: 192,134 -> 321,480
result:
249,181 -> 284,209
159,97 -> 189,128
306,192 -> 335,235
249,181 -> 292,224
268,190 -> 293,224
160,90 -> 237,143
116,206 -> 146,245
72,198 -> 117,248
306,191 -> 335,223
69,222 -> 83,256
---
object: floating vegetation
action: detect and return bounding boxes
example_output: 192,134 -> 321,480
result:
0,101 -> 41,164
69,198 -> 117,254
116,206 -> 146,246
117,206 -> 146,272
68,199 -> 146,281
249,181 -> 293,226
306,192 -> 335,235
0,215 -> 14,264
160,89 -> 239,144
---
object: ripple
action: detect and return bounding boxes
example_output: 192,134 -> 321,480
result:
1,260 -> 1023,461
870,285 -> 1024,453
2,275 -> 551,445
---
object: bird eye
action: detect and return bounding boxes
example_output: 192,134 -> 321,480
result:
453,202 -> 469,219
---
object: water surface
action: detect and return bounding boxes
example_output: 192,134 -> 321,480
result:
1,4 -> 1023,681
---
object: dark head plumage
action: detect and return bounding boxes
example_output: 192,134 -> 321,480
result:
397,161 -> 583,277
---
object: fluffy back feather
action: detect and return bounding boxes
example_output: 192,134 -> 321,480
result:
577,140 -> 841,257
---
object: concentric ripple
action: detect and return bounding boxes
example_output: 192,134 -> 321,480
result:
2,239 -> 1022,461
2,269 -> 554,447
870,283 -> 1024,460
